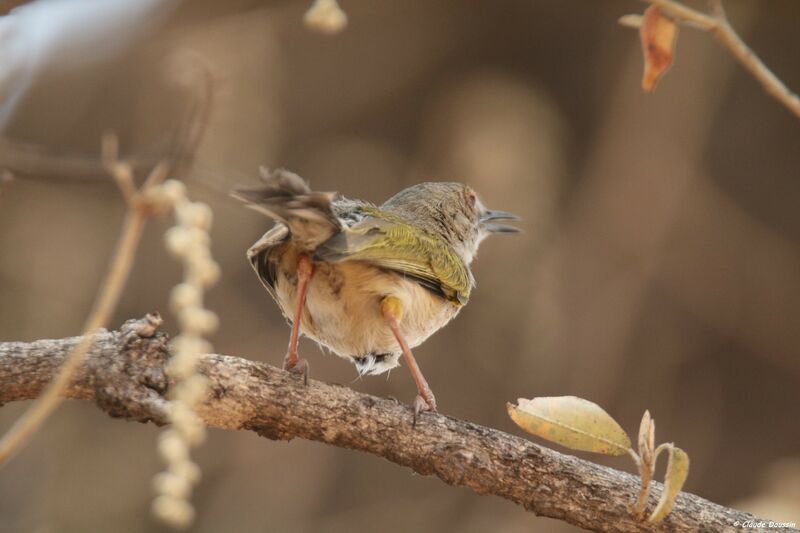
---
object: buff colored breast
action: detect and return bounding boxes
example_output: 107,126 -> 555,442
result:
271,247 -> 461,375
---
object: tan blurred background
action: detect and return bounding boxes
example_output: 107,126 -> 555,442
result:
1,1 -> 799,531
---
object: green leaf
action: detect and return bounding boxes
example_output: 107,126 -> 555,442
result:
648,446 -> 690,523
507,396 -> 632,456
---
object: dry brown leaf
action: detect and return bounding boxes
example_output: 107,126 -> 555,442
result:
640,6 -> 678,92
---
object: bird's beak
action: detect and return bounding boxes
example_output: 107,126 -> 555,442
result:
480,210 -> 521,233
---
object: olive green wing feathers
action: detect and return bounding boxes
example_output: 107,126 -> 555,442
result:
314,213 -> 473,305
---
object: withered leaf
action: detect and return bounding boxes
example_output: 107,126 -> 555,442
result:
640,6 -> 678,92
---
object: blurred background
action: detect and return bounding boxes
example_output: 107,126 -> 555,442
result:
1,0 -> 799,531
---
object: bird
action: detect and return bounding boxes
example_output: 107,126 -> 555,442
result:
233,168 -> 519,421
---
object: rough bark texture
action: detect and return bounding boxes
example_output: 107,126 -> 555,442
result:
0,316 -> 786,533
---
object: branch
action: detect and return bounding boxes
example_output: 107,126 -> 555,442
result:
0,317 -> 784,533
641,0 -> 800,120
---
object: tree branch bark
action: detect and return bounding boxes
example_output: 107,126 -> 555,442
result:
0,316 -> 787,533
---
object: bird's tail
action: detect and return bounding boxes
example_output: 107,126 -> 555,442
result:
231,168 -> 341,250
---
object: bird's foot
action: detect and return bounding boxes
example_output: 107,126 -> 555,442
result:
283,354 -> 309,385
412,389 -> 437,428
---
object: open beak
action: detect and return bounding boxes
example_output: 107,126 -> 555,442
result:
480,209 -> 521,233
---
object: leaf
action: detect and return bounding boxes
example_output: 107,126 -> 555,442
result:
639,6 -> 678,92
638,410 -> 655,466
507,396 -> 632,456
634,410 -> 656,516
649,446 -> 690,523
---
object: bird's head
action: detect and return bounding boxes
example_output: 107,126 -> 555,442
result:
381,182 -> 520,265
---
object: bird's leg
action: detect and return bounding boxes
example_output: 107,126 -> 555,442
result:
380,296 -> 437,425
284,254 -> 314,384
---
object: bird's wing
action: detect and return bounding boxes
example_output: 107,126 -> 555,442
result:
314,213 -> 473,305
232,168 -> 341,251
235,169 -> 377,303
247,224 -> 290,300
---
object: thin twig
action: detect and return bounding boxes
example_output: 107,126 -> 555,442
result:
642,0 -> 716,29
161,51 -> 216,182
0,53 -> 214,185
708,0 -> 726,19
0,136 -> 163,182
0,51 -> 214,466
0,319 -> 785,533
640,0 -> 800,120
0,164 -> 149,465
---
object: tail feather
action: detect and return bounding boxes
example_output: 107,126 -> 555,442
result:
232,168 -> 341,250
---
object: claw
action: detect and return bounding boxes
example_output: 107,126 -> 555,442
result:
412,392 -> 436,428
284,356 -> 309,385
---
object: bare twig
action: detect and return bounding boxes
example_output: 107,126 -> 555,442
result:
0,317 -> 785,533
641,0 -> 716,29
0,136 -> 162,182
640,0 -> 800,120
0,144 -> 154,466
0,52 -> 215,465
161,50 -> 216,181
708,0 -> 726,20
0,52 -> 215,185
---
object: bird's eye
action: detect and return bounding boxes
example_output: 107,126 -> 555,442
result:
467,191 -> 477,209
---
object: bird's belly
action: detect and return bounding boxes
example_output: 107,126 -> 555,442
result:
274,260 -> 460,364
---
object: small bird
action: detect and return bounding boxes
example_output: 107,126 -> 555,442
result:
233,169 -> 519,420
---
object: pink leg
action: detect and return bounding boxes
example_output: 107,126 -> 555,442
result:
284,255 -> 314,384
381,297 -> 437,425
